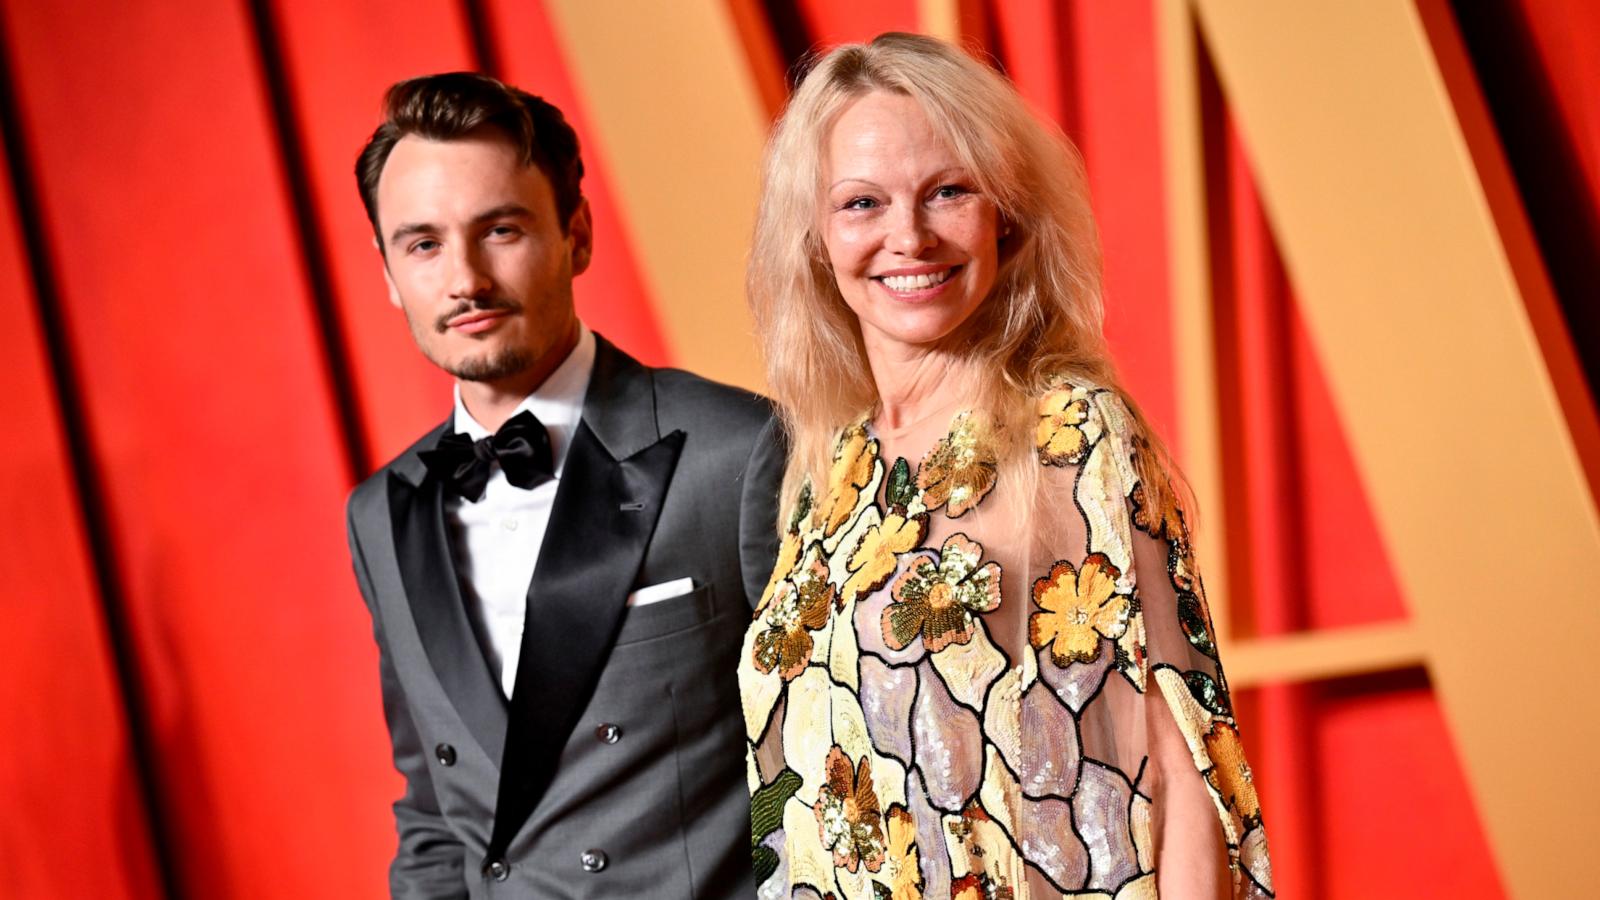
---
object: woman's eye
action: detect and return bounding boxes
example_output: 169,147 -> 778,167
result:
842,196 -> 878,211
933,184 -> 971,200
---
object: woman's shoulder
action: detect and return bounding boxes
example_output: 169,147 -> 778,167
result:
1030,375 -> 1140,469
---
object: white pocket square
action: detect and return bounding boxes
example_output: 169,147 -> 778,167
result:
626,577 -> 695,607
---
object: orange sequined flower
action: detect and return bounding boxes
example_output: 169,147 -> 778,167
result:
1203,721 -> 1261,822
1130,437 -> 1185,544
816,424 -> 879,537
842,511 -> 927,604
751,547 -> 835,680
885,806 -> 923,900
882,534 -> 1001,653
757,530 -> 804,613
948,804 -> 1014,899
951,873 -> 1013,900
1029,553 -> 1131,666
813,746 -> 886,873
917,412 -> 997,517
1036,387 -> 1092,466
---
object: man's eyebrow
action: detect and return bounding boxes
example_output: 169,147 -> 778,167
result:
471,203 -> 535,224
387,205 -> 537,248
387,221 -> 436,248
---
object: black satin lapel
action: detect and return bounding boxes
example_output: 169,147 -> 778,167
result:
387,471 -> 508,763
488,422 -> 685,857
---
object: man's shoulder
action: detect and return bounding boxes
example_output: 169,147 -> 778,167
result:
348,419 -> 450,517
648,365 -> 774,436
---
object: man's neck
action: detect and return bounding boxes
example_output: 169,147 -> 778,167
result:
458,322 -> 581,433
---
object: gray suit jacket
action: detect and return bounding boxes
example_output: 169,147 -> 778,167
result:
347,336 -> 783,898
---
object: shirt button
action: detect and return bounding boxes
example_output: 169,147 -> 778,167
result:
435,743 -> 456,766
484,859 -> 509,881
595,723 -> 622,744
580,849 -> 608,873
501,517 -> 519,531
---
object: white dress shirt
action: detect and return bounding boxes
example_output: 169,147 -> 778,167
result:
445,327 -> 595,699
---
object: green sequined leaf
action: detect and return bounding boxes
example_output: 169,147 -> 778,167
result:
750,767 -> 802,847
1177,593 -> 1217,658
752,845 -> 780,886
788,481 -> 814,534
1183,669 -> 1232,716
887,457 -> 914,510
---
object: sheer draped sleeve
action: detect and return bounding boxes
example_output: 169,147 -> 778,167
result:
1050,387 -> 1274,898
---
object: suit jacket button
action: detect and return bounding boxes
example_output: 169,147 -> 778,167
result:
595,723 -> 622,744
484,859 -> 509,881
580,849 -> 608,873
435,743 -> 456,766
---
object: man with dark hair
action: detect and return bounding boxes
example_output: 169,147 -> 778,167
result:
344,72 -> 779,898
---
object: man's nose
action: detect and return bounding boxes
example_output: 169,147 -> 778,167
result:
886,205 -> 936,255
447,243 -> 493,297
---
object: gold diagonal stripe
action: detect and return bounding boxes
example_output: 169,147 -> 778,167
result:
1156,0 -> 1233,643
1191,1 -> 1600,892
1224,623 -> 1425,688
544,0 -> 769,391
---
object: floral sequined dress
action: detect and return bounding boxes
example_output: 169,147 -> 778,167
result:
738,382 -> 1274,899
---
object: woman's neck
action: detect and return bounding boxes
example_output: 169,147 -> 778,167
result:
865,338 -> 977,432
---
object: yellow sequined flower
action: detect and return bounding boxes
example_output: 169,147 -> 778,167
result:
1204,721 -> 1262,822
1036,387 -> 1091,466
751,548 -> 835,681
813,746 -> 886,874
1029,553 -> 1131,666
757,530 -> 803,613
885,806 -> 923,900
815,424 -> 878,537
842,511 -> 927,603
917,412 -> 998,517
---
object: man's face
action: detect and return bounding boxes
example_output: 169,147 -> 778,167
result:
375,131 -> 591,383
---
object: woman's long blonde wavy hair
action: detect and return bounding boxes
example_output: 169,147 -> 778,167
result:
749,32 -> 1180,524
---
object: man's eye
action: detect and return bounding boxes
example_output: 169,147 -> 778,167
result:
488,225 -> 519,237
410,239 -> 440,254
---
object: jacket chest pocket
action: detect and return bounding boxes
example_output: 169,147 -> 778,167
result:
613,581 -> 717,646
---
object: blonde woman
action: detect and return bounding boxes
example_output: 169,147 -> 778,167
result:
737,33 -> 1272,899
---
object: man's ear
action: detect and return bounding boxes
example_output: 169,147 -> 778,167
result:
374,236 -> 403,309
567,198 -> 594,275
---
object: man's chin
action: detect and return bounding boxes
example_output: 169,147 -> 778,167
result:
442,349 -> 533,383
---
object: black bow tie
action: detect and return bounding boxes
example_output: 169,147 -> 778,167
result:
419,410 -> 555,501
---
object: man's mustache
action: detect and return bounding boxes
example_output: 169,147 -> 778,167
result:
434,297 -> 523,333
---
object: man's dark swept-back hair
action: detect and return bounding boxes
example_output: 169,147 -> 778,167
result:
356,72 -> 584,244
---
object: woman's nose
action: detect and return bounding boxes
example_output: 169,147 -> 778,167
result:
886,206 -> 936,255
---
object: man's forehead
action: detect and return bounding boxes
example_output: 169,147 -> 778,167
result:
375,132 -> 552,220
381,132 -> 525,181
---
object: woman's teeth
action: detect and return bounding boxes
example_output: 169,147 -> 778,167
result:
880,269 -> 953,292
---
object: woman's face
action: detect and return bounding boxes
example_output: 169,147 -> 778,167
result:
821,90 -> 1000,357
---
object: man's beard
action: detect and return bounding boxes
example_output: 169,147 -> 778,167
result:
447,345 -> 534,382
411,297 -> 535,382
